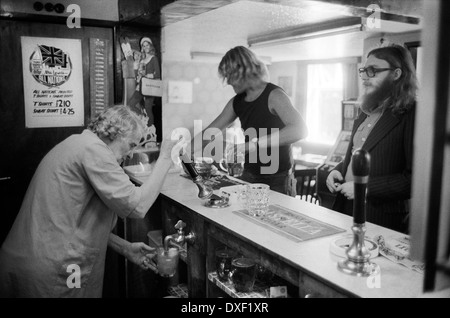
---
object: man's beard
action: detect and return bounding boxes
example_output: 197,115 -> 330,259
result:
360,77 -> 395,114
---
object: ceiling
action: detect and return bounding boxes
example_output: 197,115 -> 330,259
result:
160,0 -> 423,63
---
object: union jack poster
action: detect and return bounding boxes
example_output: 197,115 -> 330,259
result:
21,36 -> 84,128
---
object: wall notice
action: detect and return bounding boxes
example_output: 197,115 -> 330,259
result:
89,38 -> 109,118
21,36 -> 84,128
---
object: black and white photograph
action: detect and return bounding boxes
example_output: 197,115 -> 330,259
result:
0,0 -> 449,304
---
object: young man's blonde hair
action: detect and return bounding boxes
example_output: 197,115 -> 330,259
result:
218,46 -> 268,84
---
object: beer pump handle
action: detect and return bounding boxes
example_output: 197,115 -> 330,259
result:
352,149 -> 370,224
179,152 -> 199,180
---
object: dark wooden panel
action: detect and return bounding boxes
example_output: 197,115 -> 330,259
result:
119,0 -> 175,27
0,20 -> 114,244
161,197 -> 206,298
299,271 -> 350,298
206,223 -> 300,287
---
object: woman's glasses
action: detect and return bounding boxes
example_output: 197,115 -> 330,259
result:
358,66 -> 396,78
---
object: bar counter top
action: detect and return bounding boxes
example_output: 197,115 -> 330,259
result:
131,170 -> 424,298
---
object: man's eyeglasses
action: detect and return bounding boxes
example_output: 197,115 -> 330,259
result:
358,66 -> 396,78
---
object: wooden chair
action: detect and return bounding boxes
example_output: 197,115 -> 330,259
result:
294,168 -> 320,205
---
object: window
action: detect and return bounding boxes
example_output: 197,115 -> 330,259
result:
305,63 -> 343,145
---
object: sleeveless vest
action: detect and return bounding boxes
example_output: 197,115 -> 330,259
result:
233,83 -> 293,175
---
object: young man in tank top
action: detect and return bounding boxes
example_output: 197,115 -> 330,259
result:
192,46 -> 308,196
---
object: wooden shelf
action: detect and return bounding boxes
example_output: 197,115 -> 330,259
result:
207,272 -> 288,298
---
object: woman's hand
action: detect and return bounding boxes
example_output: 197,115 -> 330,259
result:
156,137 -> 187,170
125,242 -> 158,273
158,138 -> 181,159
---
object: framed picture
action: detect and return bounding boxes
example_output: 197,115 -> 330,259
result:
278,76 -> 293,96
21,36 -> 84,128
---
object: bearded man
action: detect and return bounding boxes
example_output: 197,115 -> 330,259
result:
326,44 -> 418,233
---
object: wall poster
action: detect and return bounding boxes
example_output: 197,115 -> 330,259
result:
21,36 -> 84,128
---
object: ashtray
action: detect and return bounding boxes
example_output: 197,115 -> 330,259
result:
204,193 -> 230,208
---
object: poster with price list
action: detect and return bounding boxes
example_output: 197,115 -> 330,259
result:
21,36 -> 84,128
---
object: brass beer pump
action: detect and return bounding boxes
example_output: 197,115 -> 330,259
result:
179,152 -> 214,200
179,152 -> 230,208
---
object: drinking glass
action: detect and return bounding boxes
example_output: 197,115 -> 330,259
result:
219,146 -> 244,177
230,257 -> 257,293
194,157 -> 213,180
246,183 -> 270,216
156,246 -> 179,277
215,248 -> 237,282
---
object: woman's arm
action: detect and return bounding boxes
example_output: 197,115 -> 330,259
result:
128,139 -> 181,218
108,232 -> 129,256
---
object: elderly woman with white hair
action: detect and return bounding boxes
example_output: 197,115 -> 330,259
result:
127,36 -> 161,126
0,105 -> 182,297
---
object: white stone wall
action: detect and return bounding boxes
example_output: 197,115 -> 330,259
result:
162,61 -> 235,139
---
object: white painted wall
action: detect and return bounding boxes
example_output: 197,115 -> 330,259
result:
162,61 -> 235,139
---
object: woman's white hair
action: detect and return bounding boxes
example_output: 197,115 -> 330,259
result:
87,105 -> 147,143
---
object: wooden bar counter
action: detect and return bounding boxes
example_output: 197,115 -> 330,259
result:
131,170 -> 423,298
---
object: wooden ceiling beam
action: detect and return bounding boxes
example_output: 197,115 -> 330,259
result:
124,0 -> 423,27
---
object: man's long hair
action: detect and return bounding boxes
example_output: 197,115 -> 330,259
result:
218,46 -> 269,84
368,44 -> 418,115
